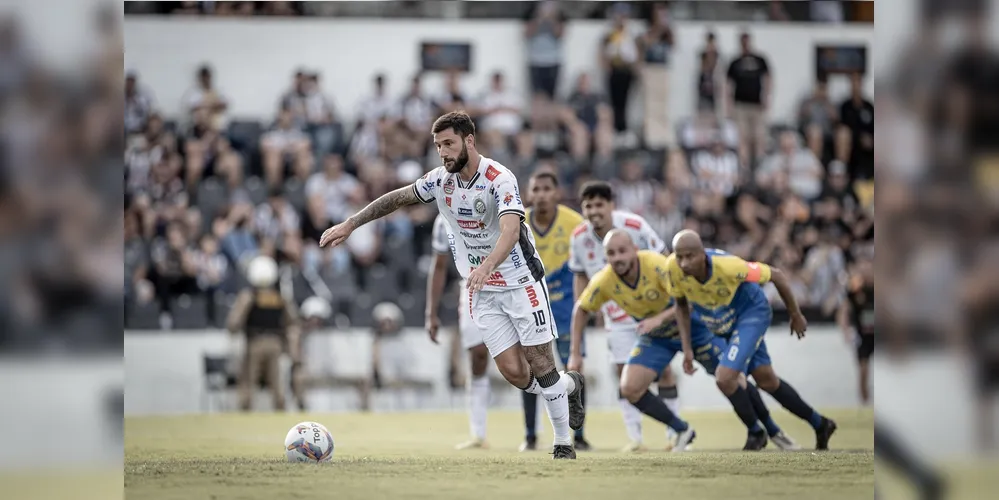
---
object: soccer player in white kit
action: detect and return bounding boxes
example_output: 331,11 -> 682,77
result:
426,213 -> 491,450
322,111 -> 585,458
566,181 -> 682,451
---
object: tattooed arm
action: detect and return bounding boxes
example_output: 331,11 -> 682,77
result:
348,185 -> 420,229
321,185 -> 420,247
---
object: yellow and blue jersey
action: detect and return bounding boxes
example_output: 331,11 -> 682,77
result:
578,251 -> 694,341
528,204 -> 584,334
666,249 -> 773,336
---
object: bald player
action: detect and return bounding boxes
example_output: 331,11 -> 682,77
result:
668,230 -> 836,450
574,230 -> 794,451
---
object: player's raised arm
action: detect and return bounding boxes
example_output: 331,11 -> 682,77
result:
320,183 -> 422,248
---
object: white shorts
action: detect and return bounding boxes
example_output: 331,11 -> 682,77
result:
607,327 -> 639,365
470,279 -> 557,358
458,281 -> 484,350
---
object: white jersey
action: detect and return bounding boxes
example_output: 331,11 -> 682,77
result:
568,210 -> 668,329
414,156 -> 545,292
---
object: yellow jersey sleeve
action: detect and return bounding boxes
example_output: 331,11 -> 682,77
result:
717,255 -> 773,285
577,270 -> 609,313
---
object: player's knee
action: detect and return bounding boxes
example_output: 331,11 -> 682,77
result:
752,372 -> 779,392
715,368 -> 740,394
495,357 -> 530,388
469,346 -> 490,376
659,365 -> 676,385
619,380 -> 644,403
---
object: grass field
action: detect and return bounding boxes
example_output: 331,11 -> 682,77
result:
126,408 -> 874,500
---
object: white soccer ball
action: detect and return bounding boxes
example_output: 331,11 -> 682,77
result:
284,421 -> 335,463
247,255 -> 278,288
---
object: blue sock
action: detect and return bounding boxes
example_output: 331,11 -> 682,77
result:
769,378 -> 823,430
746,383 -> 782,436
634,390 -> 688,432
726,386 -> 764,434
521,391 -> 538,439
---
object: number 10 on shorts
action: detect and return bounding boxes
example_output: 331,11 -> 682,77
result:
532,310 -> 547,326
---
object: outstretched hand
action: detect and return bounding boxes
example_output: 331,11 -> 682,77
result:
320,219 -> 356,248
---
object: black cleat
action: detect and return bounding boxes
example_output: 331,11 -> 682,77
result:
552,444 -> 577,459
815,417 -> 837,450
743,430 -> 768,451
565,371 -> 586,430
573,437 -> 592,451
518,436 -> 538,452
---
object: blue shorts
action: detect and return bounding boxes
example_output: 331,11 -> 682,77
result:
718,310 -> 773,374
554,321 -> 582,366
626,332 -> 725,378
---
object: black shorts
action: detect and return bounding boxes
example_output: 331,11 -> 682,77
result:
856,333 -> 874,361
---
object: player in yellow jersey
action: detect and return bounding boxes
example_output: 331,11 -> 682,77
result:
523,172 -> 589,451
568,230 -> 707,451
669,230 -> 836,450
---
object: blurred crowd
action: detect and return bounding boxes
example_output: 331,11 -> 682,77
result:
123,1 -> 874,330
0,8 -> 123,352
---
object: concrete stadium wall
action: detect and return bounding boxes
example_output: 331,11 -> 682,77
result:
125,326 -> 862,416
123,17 -> 874,126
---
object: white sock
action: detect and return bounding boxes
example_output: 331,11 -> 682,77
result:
538,372 -> 572,446
468,375 -> 489,440
522,375 -> 542,395
619,398 -> 643,443
663,395 -> 680,438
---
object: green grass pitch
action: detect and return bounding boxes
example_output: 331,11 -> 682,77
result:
126,408 -> 875,500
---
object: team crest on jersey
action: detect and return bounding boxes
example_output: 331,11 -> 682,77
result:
645,289 -> 661,301
474,198 -> 486,214
443,178 -> 455,195
485,165 -> 501,181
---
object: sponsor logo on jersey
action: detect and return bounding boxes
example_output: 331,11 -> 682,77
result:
458,207 -> 473,216
460,231 -> 489,239
443,178 -> 455,195
645,289 -> 661,301
584,238 -> 594,248
422,180 -> 435,194
445,196 -> 451,207
572,224 -> 587,237
467,254 -> 483,265
457,219 -> 485,230
474,198 -> 486,214
509,248 -> 523,269
525,285 -> 540,307
485,165 -> 501,181
471,266 -> 506,286
624,218 -> 642,230
474,183 -> 487,191
518,276 -> 531,285
503,193 -> 514,206
467,244 -> 493,251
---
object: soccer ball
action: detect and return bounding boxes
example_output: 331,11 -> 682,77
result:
284,421 -> 335,463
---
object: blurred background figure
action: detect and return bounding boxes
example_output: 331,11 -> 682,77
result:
226,255 -> 301,411
524,1 -> 565,100
371,302 -> 424,410
293,295 -> 332,411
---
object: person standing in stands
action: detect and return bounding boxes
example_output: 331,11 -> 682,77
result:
227,255 -> 301,411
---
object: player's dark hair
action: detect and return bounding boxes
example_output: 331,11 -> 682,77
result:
579,181 -> 614,202
431,110 -> 476,138
530,171 -> 559,187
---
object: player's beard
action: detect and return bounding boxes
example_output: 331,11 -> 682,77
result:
444,142 -> 470,173
612,259 -> 632,277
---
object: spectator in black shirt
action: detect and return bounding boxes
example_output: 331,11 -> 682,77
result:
726,32 -> 771,164
838,72 -> 874,180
